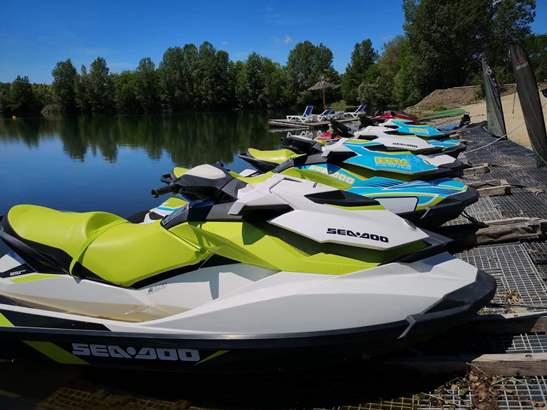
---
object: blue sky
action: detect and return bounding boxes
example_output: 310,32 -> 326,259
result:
1,0 -> 546,83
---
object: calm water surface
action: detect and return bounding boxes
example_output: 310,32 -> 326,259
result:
0,113 -> 278,216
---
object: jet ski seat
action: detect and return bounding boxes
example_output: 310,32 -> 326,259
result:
1,204 -> 204,287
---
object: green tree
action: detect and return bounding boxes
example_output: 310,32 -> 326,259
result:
158,46 -> 185,111
524,33 -> 547,81
357,65 -> 393,112
342,39 -> 377,103
376,36 -> 420,107
286,41 -> 338,104
0,83 -> 10,114
234,53 -> 288,109
87,57 -> 115,114
485,0 -> 536,83
75,65 -> 92,113
135,57 -> 159,113
194,42 -> 232,109
180,44 -> 199,107
8,76 -> 37,115
52,59 -> 78,113
405,0 -> 536,98
32,83 -> 53,110
262,59 -> 289,109
406,0 -> 492,96
112,71 -> 139,113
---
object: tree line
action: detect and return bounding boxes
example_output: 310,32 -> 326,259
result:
0,0 -> 544,117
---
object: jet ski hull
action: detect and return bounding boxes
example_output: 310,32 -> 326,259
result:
0,270 -> 495,372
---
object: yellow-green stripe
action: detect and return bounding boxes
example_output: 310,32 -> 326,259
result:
0,313 -> 13,327
23,341 -> 88,365
195,350 -> 229,366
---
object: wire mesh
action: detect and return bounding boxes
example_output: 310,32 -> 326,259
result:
458,244 -> 547,307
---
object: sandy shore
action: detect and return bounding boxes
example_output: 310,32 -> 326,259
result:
462,88 -> 547,148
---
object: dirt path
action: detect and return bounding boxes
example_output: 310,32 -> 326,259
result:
462,88 -> 547,148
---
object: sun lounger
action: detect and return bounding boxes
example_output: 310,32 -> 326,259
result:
286,105 -> 314,122
343,103 -> 366,119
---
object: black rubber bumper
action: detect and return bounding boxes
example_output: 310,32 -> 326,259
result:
402,270 -> 497,341
401,187 -> 479,227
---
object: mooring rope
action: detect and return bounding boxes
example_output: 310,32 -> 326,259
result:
465,101 -> 547,155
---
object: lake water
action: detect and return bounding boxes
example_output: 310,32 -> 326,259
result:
0,113 -> 279,217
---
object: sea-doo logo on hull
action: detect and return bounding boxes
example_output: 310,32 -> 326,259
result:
326,228 -> 389,243
72,343 -> 200,362
391,142 -> 419,149
373,157 -> 411,170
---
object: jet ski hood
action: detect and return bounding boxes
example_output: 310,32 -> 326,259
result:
161,165 -> 429,251
234,173 -> 429,250
382,119 -> 447,138
354,125 -> 464,153
354,126 -> 438,151
318,139 -> 462,177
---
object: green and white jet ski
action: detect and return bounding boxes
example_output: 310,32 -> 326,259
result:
0,165 -> 495,372
327,119 -> 467,158
238,139 -> 475,226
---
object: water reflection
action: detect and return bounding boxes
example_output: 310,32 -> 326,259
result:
0,113 -> 277,165
0,113 -> 278,216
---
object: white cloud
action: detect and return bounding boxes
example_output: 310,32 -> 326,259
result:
273,35 -> 293,45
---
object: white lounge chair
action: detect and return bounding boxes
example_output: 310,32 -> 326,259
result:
286,105 -> 314,122
343,103 -> 367,119
318,108 -> 346,122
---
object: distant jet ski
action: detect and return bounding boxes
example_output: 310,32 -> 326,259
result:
311,120 -> 466,157
381,119 -> 452,139
373,111 -> 418,122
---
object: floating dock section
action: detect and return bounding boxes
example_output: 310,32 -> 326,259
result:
268,117 -> 358,130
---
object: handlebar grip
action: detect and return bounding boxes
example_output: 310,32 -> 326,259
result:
151,184 -> 176,198
160,173 -> 174,184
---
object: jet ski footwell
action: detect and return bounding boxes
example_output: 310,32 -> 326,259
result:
0,271 -> 495,373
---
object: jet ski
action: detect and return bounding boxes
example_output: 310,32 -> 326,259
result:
381,119 -> 454,139
166,161 -> 478,227
303,120 -> 466,158
240,137 -> 465,179
373,111 -> 418,122
0,165 -> 495,372
353,125 -> 466,157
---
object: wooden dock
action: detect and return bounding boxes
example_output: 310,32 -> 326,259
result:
268,117 -> 359,130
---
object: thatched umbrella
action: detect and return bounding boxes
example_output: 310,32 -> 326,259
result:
308,77 -> 338,110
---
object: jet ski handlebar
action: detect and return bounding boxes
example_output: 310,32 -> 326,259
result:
151,183 -> 177,198
151,166 -> 245,202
